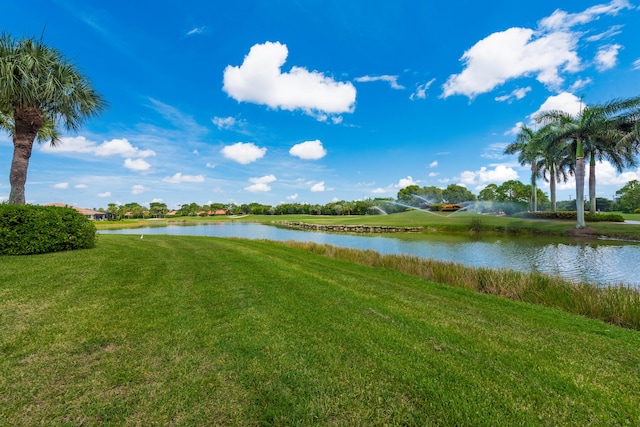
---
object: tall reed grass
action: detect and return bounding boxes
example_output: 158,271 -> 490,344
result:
277,241 -> 640,330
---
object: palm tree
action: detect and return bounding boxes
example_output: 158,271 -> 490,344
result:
585,130 -> 637,214
536,123 -> 574,212
505,126 -> 544,212
0,33 -> 106,204
537,96 -> 640,228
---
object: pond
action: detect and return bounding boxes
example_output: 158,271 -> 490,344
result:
100,222 -> 640,288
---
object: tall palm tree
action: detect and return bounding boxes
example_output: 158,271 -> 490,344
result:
585,130 -> 637,214
537,96 -> 640,228
535,123 -> 574,213
0,33 -> 106,204
505,126 -> 544,212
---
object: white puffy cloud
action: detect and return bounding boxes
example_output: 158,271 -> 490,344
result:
428,161 -> 438,168
74,184 -> 88,189
97,192 -> 112,198
124,158 -> 151,172
162,173 -> 205,184
395,176 -> 418,189
633,59 -> 640,71
592,161 -> 640,186
529,92 -> 583,121
223,41 -> 356,121
287,193 -> 299,200
53,182 -> 69,189
595,44 -> 622,71
442,28 -> 579,98
131,184 -> 149,195
354,75 -> 404,89
94,138 -> 155,158
442,1 -> 631,99
245,174 -> 276,192
310,181 -> 326,192
372,187 -> 389,194
42,136 -> 155,158
289,139 -> 327,160
457,165 -> 519,186
221,142 -> 266,164
410,78 -> 436,100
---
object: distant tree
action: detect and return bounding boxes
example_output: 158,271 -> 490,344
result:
116,205 -> 127,220
594,197 -> 613,212
615,180 -> 640,213
397,185 -> 443,205
478,184 -> 499,201
179,202 -> 201,216
149,202 -> 168,218
397,185 -> 421,205
495,180 -> 529,204
442,184 -> 476,203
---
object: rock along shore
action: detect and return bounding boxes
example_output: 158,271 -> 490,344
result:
276,221 -> 423,233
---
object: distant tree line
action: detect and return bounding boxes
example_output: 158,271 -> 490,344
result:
92,180 -> 640,219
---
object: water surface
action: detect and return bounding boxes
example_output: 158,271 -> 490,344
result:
100,222 -> 640,287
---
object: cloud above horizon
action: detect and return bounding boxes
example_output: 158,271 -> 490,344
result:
245,174 -> 277,192
441,0 -> 633,99
41,136 -> 155,158
223,41 -> 357,121
162,173 -> 205,184
289,139 -> 327,160
221,142 -> 267,164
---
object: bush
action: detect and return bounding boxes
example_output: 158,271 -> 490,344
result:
514,211 -> 625,222
0,204 -> 97,255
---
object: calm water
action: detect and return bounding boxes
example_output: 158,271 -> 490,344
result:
100,222 -> 640,287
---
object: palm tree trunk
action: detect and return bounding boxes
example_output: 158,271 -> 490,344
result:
575,139 -> 586,228
8,107 -> 43,205
530,163 -> 537,212
550,165 -> 557,212
589,153 -> 597,215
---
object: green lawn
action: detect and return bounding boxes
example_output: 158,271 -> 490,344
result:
2,235 -> 640,425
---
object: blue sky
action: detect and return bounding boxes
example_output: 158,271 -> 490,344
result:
1,0 -> 640,210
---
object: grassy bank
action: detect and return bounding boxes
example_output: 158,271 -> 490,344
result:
2,235 -> 640,425
279,241 -> 640,330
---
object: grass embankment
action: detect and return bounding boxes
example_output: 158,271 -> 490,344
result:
2,235 -> 640,425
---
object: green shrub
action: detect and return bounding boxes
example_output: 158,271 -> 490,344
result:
0,204 -> 96,255
515,211 -> 624,222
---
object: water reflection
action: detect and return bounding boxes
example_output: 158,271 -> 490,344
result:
100,222 -> 640,287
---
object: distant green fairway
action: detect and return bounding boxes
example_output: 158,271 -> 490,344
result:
2,235 -> 640,425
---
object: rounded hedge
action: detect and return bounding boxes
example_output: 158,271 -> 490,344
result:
0,204 -> 97,255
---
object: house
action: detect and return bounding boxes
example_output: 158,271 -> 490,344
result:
45,203 -> 112,220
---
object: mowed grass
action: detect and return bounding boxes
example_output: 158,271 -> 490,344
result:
2,235 -> 640,426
